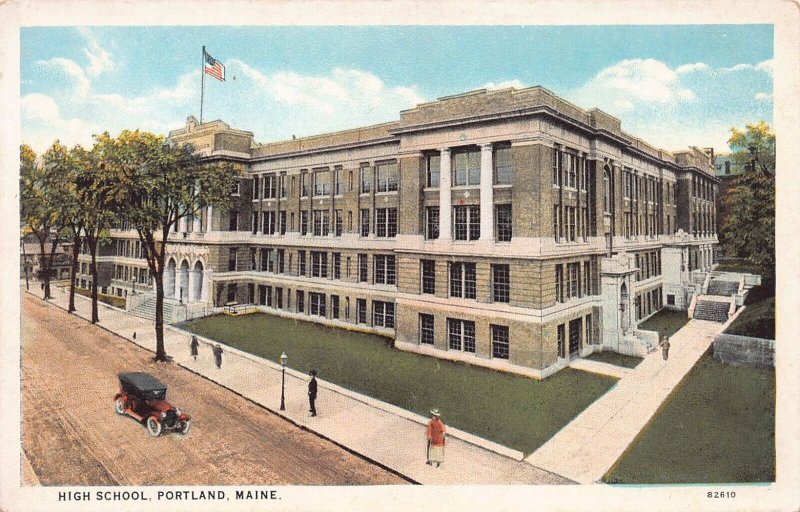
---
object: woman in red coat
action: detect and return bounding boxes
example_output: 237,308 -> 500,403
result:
426,409 -> 446,467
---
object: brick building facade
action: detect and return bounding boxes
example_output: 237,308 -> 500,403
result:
76,86 -> 719,378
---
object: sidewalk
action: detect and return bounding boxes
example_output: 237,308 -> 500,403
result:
27,285 -> 569,485
526,318 -> 726,483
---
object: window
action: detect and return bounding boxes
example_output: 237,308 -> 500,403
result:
228,248 -> 237,271
552,147 -> 562,186
448,319 -> 476,353
492,264 -> 510,303
603,169 -> 611,214
555,264 -> 563,303
426,154 -> 441,188
314,169 -> 330,196
296,290 -> 305,313
375,161 -> 398,192
250,248 -> 257,270
300,172 -> 309,197
360,164 -> 371,194
454,205 -> 480,241
276,249 -> 285,273
298,250 -> 306,276
421,259 -> 436,294
557,324 -> 566,358
566,206 -> 576,242
495,204 -> 512,242
279,211 -> 287,235
449,262 -> 477,299
360,209 -> 370,237
334,167 -> 344,195
494,145 -> 512,184
348,211 -> 353,232
253,176 -> 261,199
251,212 -> 259,234
374,255 -> 396,285
275,287 -> 283,309
372,301 -> 395,328
309,292 -> 326,317
332,252 -> 341,279
453,149 -> 480,186
358,254 -> 368,282
375,208 -> 397,237
300,211 -> 309,235
491,325 -> 510,359
426,207 -> 440,240
229,211 -> 239,231
667,294 -> 675,306
567,262 -> 579,299
264,174 -> 277,199
584,260 -> 591,296
313,210 -> 330,236
585,314 -> 593,344
420,314 -> 435,344
356,298 -> 367,324
311,251 -> 328,278
334,210 -> 343,236
231,180 -> 241,195
262,211 -> 276,234
331,295 -> 340,319
566,153 -> 577,188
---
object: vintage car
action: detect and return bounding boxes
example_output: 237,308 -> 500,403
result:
114,372 -> 191,436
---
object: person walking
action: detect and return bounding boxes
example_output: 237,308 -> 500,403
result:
190,335 -> 199,360
308,369 -> 318,417
213,343 -> 223,369
662,336 -> 671,361
426,409 -> 446,467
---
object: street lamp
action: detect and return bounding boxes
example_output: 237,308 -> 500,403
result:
279,352 -> 288,411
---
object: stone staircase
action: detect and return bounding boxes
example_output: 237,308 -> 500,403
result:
129,294 -> 177,322
707,279 -> 739,296
692,300 -> 730,323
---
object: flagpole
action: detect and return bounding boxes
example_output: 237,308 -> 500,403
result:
200,46 -> 206,124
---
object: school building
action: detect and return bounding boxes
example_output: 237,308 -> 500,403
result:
76,86 -> 720,378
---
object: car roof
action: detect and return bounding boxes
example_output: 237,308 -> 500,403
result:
118,372 -> 167,392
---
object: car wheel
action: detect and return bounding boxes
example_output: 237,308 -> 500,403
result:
146,417 -> 162,437
114,398 -> 125,415
179,420 -> 191,435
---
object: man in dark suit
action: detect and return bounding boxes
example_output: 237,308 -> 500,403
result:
308,369 -> 318,417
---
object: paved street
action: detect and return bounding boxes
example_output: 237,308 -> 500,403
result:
26,284 -> 570,485
21,289 -> 407,486
526,318 -> 727,483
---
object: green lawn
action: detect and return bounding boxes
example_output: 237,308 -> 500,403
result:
725,293 -> 775,339
178,313 -> 616,454
604,352 -> 775,484
585,351 -> 643,369
714,259 -> 764,275
639,310 -> 690,340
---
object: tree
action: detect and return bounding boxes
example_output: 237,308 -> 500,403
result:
20,143 -> 68,299
720,121 -> 775,278
57,145 -> 88,313
105,130 -> 236,361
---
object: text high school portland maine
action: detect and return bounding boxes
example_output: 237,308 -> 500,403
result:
76,85 -> 721,379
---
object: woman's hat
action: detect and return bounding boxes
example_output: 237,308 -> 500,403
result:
430,408 -> 440,417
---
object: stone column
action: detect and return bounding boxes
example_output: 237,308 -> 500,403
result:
174,263 -> 181,300
438,148 -> 452,241
206,205 -> 213,232
479,143 -> 494,241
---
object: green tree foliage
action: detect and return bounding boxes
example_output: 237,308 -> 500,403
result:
103,130 -> 237,361
720,121 -> 775,278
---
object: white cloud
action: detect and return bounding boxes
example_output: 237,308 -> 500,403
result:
569,59 -> 696,112
35,57 -> 90,97
21,93 -> 96,152
755,92 -> 772,102
78,27 -> 113,77
676,62 -> 708,75
483,79 -> 526,90
719,58 -> 773,76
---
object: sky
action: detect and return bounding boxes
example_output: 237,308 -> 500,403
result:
20,25 -> 773,155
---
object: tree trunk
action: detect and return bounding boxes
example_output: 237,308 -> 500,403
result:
37,234 -> 52,300
88,236 -> 99,324
154,270 -> 166,361
68,234 -> 80,313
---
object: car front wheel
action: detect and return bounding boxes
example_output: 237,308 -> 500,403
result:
179,420 -> 191,435
114,398 -> 125,415
146,417 -> 162,437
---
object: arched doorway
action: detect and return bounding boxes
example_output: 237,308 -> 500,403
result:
178,260 -> 190,302
165,259 -> 176,298
620,281 -> 629,332
190,260 -> 204,302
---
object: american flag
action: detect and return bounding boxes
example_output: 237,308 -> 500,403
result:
204,50 -> 225,82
